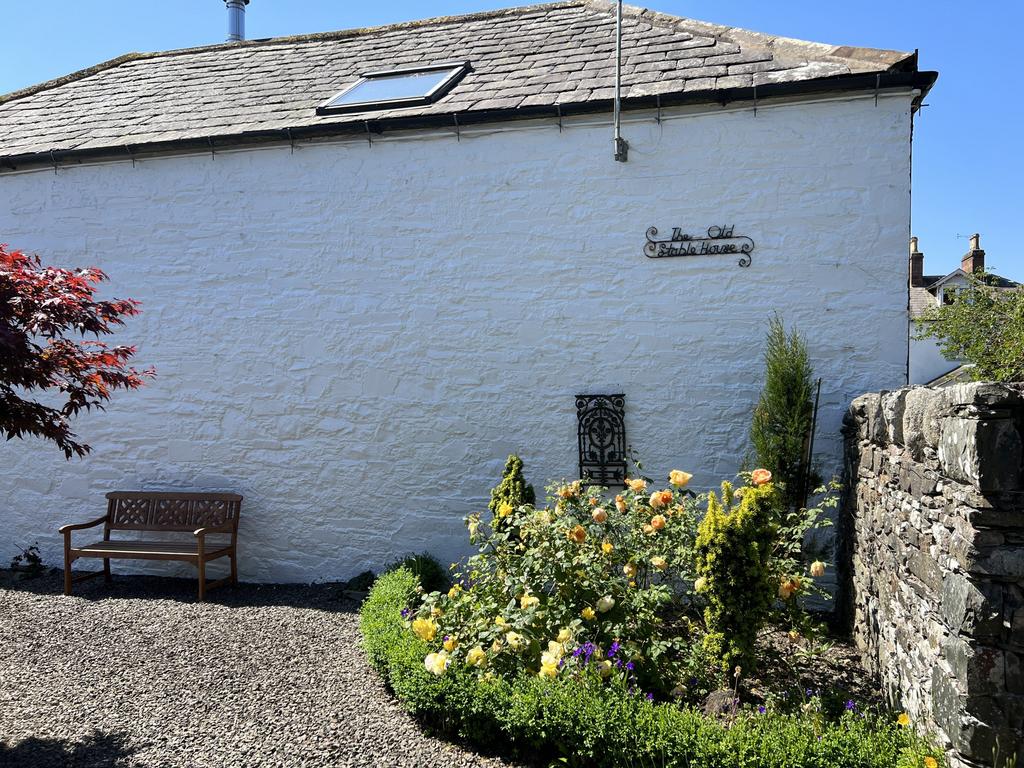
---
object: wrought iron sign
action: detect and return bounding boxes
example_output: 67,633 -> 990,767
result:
644,225 -> 754,267
576,394 -> 627,486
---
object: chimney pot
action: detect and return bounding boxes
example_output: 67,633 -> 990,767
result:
961,232 -> 985,275
909,236 -> 924,286
224,0 -> 250,42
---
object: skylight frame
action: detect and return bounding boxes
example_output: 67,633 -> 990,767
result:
316,61 -> 471,116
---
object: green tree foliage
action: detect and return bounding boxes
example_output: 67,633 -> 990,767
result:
915,271 -> 1024,382
487,454 -> 535,516
695,481 -> 779,674
750,316 -> 818,511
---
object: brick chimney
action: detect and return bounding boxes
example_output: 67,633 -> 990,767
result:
961,233 -> 985,274
909,236 -> 924,286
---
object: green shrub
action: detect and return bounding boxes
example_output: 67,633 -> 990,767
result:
488,454 -> 535,517
750,315 -> 820,511
695,480 -> 778,675
361,569 -> 945,768
915,270 -> 1024,382
385,552 -> 450,594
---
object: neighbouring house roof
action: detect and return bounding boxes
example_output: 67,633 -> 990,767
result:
910,270 -> 1021,319
0,0 -> 935,171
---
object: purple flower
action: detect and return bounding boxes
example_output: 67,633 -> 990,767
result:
806,689 -> 814,698
845,700 -> 856,711
757,705 -> 767,715
608,641 -> 621,658
626,661 -> 635,671
645,692 -> 655,702
400,608 -> 411,619
616,659 -> 624,668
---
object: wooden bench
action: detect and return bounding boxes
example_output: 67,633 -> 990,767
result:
60,491 -> 242,601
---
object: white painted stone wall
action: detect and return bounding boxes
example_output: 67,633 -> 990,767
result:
0,92 -> 915,583
910,333 -> 961,385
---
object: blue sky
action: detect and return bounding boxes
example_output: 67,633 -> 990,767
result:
3,1 -> 1021,280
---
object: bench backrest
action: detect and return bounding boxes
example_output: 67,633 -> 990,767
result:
105,492 -> 242,533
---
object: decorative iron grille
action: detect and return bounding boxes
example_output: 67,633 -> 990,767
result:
576,394 -> 627,486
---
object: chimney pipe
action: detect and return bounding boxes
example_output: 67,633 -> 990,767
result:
909,236 -> 924,287
961,232 -> 985,275
224,0 -> 249,42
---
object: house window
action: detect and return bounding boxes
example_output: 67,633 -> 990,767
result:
576,395 -> 627,487
317,62 -> 470,115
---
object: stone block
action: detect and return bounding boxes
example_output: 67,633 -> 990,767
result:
944,635 -> 1005,690
1008,651 -> 1024,695
903,387 -> 932,460
882,389 -> 909,446
939,415 -> 1023,493
941,572 -> 1004,639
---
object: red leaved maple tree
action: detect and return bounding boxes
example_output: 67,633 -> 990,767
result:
0,243 -> 154,458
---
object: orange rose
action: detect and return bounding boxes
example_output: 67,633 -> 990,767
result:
591,508 -> 608,524
650,514 -> 666,531
589,496 -> 600,507
567,525 -> 586,544
626,478 -> 647,492
615,495 -> 627,513
751,468 -> 772,486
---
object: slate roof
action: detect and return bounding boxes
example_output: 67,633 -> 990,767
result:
911,272 -> 1021,319
0,0 -> 935,170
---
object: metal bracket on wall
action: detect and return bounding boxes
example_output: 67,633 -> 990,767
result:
576,394 -> 627,486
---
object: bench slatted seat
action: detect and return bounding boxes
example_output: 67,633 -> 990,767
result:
60,491 -> 242,601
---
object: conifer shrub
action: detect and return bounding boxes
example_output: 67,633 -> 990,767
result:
750,315 -> 819,511
695,478 -> 779,674
487,454 -> 535,517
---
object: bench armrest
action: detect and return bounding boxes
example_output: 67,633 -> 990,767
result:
58,516 -> 107,535
193,523 -> 235,538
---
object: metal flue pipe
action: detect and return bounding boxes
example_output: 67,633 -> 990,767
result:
225,0 -> 250,42
613,0 -> 628,162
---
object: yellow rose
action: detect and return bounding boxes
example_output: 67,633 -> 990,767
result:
669,470 -> 692,488
520,593 -> 540,610
598,659 -> 613,678
424,651 -> 449,676
412,618 -> 437,642
810,561 -> 826,578
650,514 -> 666,531
596,595 -> 615,613
751,468 -> 773,486
466,646 -> 487,668
431,606 -> 443,618
591,508 -> 608,524
443,635 -> 458,652
539,660 -> 559,678
495,616 -> 507,627
643,524 -> 655,535
536,510 -> 552,525
626,478 -> 647,492
601,540 -> 614,555
557,627 -> 572,643
924,758 -> 937,768
581,606 -> 596,621
694,576 -> 707,593
567,525 -> 587,544
897,712 -> 910,727
498,501 -> 513,518
557,482 -> 580,499
448,584 -> 461,599
615,495 -> 626,513
651,556 -> 668,571
623,563 -> 637,579
546,640 -> 565,659
506,631 -> 526,650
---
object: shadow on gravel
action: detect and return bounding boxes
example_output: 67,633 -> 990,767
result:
0,731 -> 138,768
0,569 -> 361,613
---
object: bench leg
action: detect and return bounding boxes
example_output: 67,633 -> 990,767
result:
63,548 -> 72,596
103,558 -> 112,583
230,550 -> 238,585
197,558 -> 206,602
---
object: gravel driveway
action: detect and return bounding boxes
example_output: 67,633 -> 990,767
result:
0,571 -> 519,768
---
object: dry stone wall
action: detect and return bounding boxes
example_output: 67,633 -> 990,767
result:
844,383 -> 1024,767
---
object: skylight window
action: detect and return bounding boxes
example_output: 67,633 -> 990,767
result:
317,62 -> 470,115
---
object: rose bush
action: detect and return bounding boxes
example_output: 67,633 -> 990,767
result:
405,462 -> 838,698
